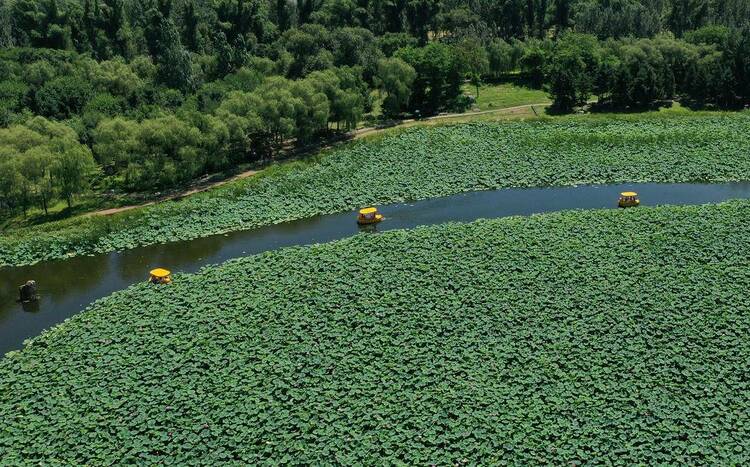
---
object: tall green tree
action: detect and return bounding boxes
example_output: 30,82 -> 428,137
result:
375,57 -> 416,116
406,0 -> 440,44
145,5 -> 193,91
546,33 -> 600,111
456,38 -> 489,97
53,145 -> 96,208
182,0 -> 201,52
12,0 -> 71,48
396,42 -> 466,113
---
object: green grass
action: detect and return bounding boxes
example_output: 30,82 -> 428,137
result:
1,110 -> 749,267
462,82 -> 550,111
0,193 -> 141,231
3,200 -> 750,463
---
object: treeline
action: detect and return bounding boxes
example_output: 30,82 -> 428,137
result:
1,0 -> 749,217
2,0 -> 748,52
539,26 -> 750,110
0,34 -> 483,209
0,117 -> 95,216
0,48 -> 374,193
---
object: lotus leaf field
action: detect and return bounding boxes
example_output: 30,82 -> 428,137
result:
2,201 -> 750,463
2,113 -> 750,266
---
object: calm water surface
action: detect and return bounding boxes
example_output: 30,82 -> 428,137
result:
2,182 -> 750,354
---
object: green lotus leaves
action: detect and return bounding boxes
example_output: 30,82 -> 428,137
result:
2,201 -> 750,463
2,114 -> 750,266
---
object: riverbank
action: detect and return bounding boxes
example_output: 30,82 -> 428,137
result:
2,99 -> 551,230
84,102 -> 548,217
1,111 -> 749,267
3,200 -> 750,463
5,181 -> 750,354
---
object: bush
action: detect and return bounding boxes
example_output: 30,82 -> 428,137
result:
34,76 -> 94,119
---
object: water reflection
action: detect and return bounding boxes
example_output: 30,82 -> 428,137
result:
2,181 -> 750,354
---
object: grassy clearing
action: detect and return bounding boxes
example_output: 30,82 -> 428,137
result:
3,201 -> 750,463
461,82 -> 550,111
0,193 -> 145,231
1,111 -> 748,267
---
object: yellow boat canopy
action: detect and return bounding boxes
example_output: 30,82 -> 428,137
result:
620,191 -> 638,197
359,207 -> 377,215
150,268 -> 171,278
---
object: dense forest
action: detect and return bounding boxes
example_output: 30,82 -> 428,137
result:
0,0 -> 748,217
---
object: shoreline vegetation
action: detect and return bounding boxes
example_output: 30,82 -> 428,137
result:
4,0 -> 750,462
3,200 -> 750,463
1,110 -> 749,267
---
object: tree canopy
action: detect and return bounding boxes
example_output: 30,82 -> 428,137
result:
0,0 -> 748,218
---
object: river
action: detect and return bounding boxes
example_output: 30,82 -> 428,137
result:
2,181 -> 750,354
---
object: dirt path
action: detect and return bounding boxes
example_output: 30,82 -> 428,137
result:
88,102 -> 550,217
352,102 -> 550,139
88,169 -> 259,217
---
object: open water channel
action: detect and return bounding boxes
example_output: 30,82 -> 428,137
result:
2,181 -> 750,354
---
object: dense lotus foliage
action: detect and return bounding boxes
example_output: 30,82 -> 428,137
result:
3,201 -> 750,463
2,113 -> 750,266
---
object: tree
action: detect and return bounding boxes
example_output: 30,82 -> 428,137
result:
551,0 -> 572,35
456,38 -> 489,98
376,32 -> 418,57
241,77 -> 298,145
19,147 -> 54,215
380,0 -> 408,33
684,47 -> 736,106
157,26 -> 193,91
53,145 -> 96,207
87,58 -> 144,98
215,91 -> 267,160
437,6 -> 481,37
215,31 -> 235,77
35,75 -> 94,119
546,33 -> 600,111
0,118 -> 93,211
519,40 -> 548,88
331,27 -> 383,81
291,79 -> 330,141
11,0 -> 71,48
487,39 -> 518,78
375,57 -> 416,117
0,80 -> 30,116
609,40 -> 671,108
0,0 -> 13,48
97,0 -> 130,58
92,117 -> 139,173
182,0 -> 201,52
405,0 -> 440,44
127,116 -> 203,188
396,42 -> 466,113
0,159 -> 24,215
332,66 -> 370,123
297,0 -> 323,25
310,0 -> 360,28
735,26 -> 750,103
574,0 -> 660,39
307,67 -> 365,130
684,25 -> 732,48
669,0 -> 709,37
275,0 -> 292,32
282,24 -> 334,78
145,5 -> 193,91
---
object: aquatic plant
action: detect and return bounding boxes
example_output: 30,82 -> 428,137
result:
2,201 -> 750,463
2,113 -> 750,266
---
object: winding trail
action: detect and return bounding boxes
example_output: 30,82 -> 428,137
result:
352,102 -> 549,139
88,169 -> 259,217
86,102 -> 550,218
